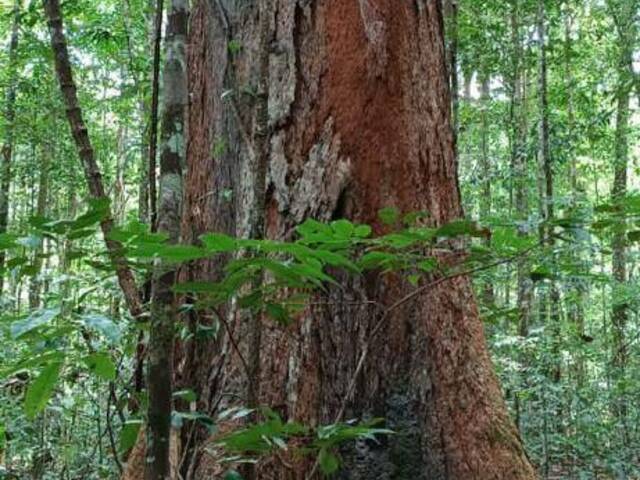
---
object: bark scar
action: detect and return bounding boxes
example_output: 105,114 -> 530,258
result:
358,0 -> 388,77
269,117 -> 352,223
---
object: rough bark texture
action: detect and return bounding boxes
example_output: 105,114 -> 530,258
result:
0,0 -> 20,295
174,1 -> 536,479
145,0 -> 188,478
443,0 -> 459,153
44,0 -> 143,320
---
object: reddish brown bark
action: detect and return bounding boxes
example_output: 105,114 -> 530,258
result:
177,1 -> 536,479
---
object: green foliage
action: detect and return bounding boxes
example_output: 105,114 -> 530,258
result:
24,362 -> 63,420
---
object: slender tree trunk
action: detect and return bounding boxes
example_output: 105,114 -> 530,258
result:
44,0 -> 143,320
186,2 -> 533,478
29,146 -> 51,309
564,5 -> 586,386
510,2 -> 532,339
0,0 -> 20,296
144,0 -> 188,478
122,0 -> 151,225
536,0 -> 561,386
148,0 -> 164,232
479,75 -> 495,307
610,1 -> 634,429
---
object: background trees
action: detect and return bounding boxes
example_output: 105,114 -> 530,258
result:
0,0 -> 638,478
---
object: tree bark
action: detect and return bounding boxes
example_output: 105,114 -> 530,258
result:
608,0 -> 635,429
182,2 -> 534,479
29,145 -> 51,309
0,0 -> 20,296
509,1 -> 533,340
144,0 -> 188,478
444,0 -> 459,154
148,0 -> 165,232
43,0 -> 143,320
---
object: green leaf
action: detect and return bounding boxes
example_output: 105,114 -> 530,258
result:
157,245 -> 207,263
25,362 -> 63,420
173,389 -> 197,403
72,197 -> 110,230
331,219 -> 355,238
84,353 -> 116,381
265,303 -> 291,325
354,225 -> 372,238
11,308 -> 61,338
378,207 -> 400,225
119,419 -> 143,453
172,411 -> 216,433
81,313 -> 121,343
200,233 -> 237,252
224,470 -> 244,480
0,233 -> 17,249
436,220 -> 489,239
318,448 -> 340,474
16,235 -> 42,249
627,231 -> 640,243
358,252 -> 398,270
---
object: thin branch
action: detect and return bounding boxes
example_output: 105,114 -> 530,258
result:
212,305 -> 251,380
305,243 -> 542,479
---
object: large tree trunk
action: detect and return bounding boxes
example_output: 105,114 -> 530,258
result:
174,2 -> 536,479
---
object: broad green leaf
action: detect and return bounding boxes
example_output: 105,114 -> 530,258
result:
119,419 -> 143,453
81,313 -> 121,343
354,225 -> 372,238
318,448 -> 340,474
378,207 -> 400,225
11,308 -> 61,338
0,351 -> 66,379
84,353 -> 116,381
627,231 -> 640,243
331,219 -> 355,238
200,233 -> 237,252
436,220 -> 489,239
25,361 -> 63,420
0,233 -> 17,249
157,245 -> 207,262
266,303 -> 291,325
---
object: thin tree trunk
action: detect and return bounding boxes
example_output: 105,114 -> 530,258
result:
480,75 -> 495,307
510,2 -> 532,339
0,0 -> 20,295
610,2 -> 634,429
148,0 -> 164,232
29,145 -> 51,309
122,0 -> 150,224
144,0 -> 188,478
43,0 -> 143,320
